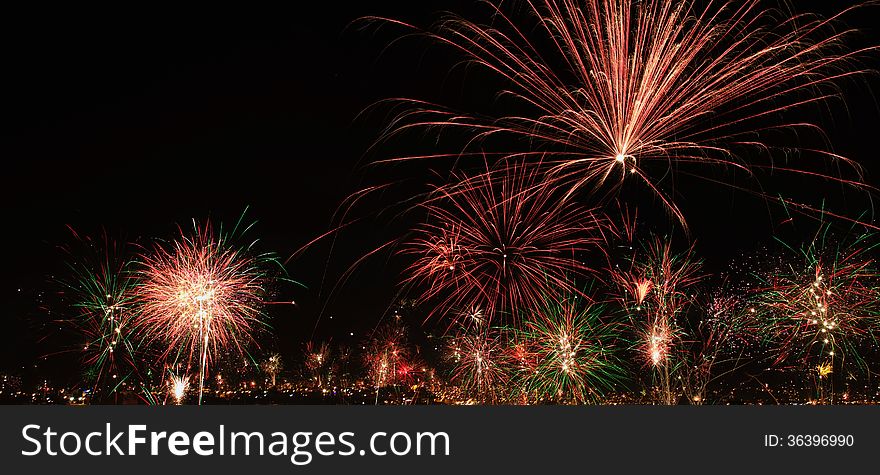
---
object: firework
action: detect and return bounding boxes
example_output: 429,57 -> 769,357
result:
612,235 -> 704,404
134,221 -> 273,404
680,292 -> 761,404
404,167 -> 606,326
262,353 -> 283,387
169,372 -> 190,404
512,293 -> 626,404
375,0 -> 873,228
304,342 -> 331,388
330,345 -> 354,388
752,222 -> 880,402
363,322 -> 415,403
57,230 -> 143,401
446,325 -> 509,403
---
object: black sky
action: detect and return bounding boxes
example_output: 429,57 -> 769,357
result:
2,1 -> 879,382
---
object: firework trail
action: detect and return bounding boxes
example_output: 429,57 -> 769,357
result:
752,221 -> 880,402
363,322 -> 414,404
373,0 -> 875,228
57,229 -> 143,401
511,292 -> 626,404
404,166 -> 607,327
133,220 -> 274,404
330,344 -> 354,388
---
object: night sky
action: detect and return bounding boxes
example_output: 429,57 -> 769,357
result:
2,1 -> 879,384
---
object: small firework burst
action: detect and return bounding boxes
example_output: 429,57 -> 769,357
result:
458,305 -> 486,328
169,372 -> 190,404
752,221 -> 880,401
262,353 -> 283,387
446,325 -> 508,403
612,235 -> 704,404
304,342 -> 331,388
681,292 -> 762,404
644,324 -> 671,368
363,322 -> 414,399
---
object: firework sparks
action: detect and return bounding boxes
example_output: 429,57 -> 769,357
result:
262,353 -> 283,387
304,342 -> 331,388
646,325 -> 670,367
633,279 -> 653,306
363,322 -> 417,403
612,235 -> 704,404
680,293 -> 762,404
134,221 -> 272,404
57,230 -> 143,401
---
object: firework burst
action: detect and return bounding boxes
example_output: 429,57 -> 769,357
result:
169,372 -> 190,405
134,220 -> 273,404
57,230 -> 143,401
680,292 -> 762,404
304,342 -> 331,388
363,322 -> 417,403
752,222 -> 880,401
375,0 -> 874,228
262,353 -> 283,387
404,167 -> 607,326
612,235 -> 704,404
512,293 -> 626,404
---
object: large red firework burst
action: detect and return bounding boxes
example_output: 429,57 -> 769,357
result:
376,0 -> 874,228
134,222 -> 270,403
404,167 -> 607,326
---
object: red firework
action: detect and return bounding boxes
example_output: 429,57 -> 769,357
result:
375,0 -> 874,228
363,322 -> 412,390
629,238 -> 703,368
404,167 -> 607,326
134,222 -> 269,403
